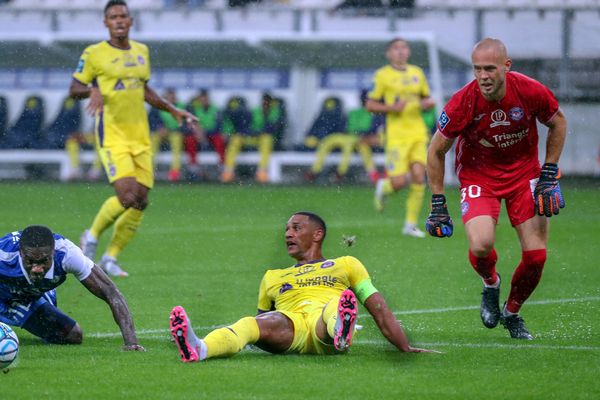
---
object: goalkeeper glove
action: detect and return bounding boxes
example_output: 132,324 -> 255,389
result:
534,163 -> 565,217
425,194 -> 454,238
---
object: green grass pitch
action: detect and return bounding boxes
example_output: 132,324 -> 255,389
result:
1,180 -> 598,399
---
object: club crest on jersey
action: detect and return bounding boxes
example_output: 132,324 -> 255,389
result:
490,109 -> 510,128
438,110 -> 450,130
279,283 -> 293,294
137,55 -> 145,65
320,261 -> 334,269
461,201 -> 469,215
509,107 -> 524,121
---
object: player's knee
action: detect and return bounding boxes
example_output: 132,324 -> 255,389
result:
134,195 -> 149,210
118,193 -> 137,209
391,176 -> 407,190
470,245 -> 494,258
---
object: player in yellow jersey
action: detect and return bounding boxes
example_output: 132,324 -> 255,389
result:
169,211 -> 436,362
366,38 -> 436,238
69,0 -> 196,277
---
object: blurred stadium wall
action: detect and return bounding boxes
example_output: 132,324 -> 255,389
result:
0,1 -> 599,174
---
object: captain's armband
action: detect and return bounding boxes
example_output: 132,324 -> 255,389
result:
354,279 -> 378,304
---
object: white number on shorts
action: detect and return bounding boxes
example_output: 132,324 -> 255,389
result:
461,185 -> 482,202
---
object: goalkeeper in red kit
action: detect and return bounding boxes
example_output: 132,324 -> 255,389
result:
425,38 -> 567,340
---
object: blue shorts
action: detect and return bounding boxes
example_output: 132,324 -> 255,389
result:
1,290 -> 76,343
0,290 -> 57,327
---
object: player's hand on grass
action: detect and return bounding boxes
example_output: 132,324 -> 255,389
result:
122,344 -> 146,352
405,346 -> 443,354
534,163 -> 565,217
425,194 -> 453,238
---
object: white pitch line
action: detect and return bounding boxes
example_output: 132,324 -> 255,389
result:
363,340 -> 600,351
390,296 -> 600,317
87,295 -> 600,349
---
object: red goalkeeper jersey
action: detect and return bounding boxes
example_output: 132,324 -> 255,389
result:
438,71 -> 559,189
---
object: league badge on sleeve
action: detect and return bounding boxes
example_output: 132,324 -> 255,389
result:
438,110 -> 450,131
76,59 -> 85,73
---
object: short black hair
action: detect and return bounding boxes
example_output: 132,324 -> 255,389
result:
20,225 -> 55,248
105,0 -> 128,15
387,37 -> 407,49
294,211 -> 327,239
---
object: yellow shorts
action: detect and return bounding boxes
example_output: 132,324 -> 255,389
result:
279,304 -> 338,355
385,138 -> 428,177
97,144 -> 154,189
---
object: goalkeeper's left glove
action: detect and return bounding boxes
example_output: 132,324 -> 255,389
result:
534,163 -> 565,217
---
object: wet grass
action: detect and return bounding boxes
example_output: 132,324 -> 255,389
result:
1,180 -> 598,399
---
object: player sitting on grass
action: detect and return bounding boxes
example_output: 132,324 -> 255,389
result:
169,211 -> 436,362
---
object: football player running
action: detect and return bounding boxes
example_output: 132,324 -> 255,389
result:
425,38 -> 567,339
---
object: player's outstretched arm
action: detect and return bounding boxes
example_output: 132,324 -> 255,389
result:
364,292 -> 437,353
144,84 -> 198,126
69,79 -> 103,116
80,266 -> 145,351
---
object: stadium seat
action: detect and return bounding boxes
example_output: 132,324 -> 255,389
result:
45,96 -> 82,149
301,96 -> 346,148
1,95 -> 46,149
0,96 -> 8,143
221,96 -> 252,136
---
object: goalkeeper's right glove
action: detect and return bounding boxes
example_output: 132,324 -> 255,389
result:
425,194 -> 454,238
534,163 -> 565,217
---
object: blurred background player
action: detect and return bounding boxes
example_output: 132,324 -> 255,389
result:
221,93 -> 279,184
0,225 -> 144,350
366,38 -> 436,238
425,38 -> 567,339
347,89 -> 385,184
187,88 -> 226,178
169,212 -> 436,362
69,0 -> 196,277
150,88 -> 185,182
303,96 -> 349,182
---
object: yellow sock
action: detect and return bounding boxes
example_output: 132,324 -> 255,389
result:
406,183 -> 426,225
66,137 -> 80,169
224,135 -> 243,170
357,142 -> 375,172
89,196 -> 126,239
151,133 -> 161,167
323,299 -> 339,339
311,139 -> 334,174
204,317 -> 259,359
382,178 -> 394,195
258,134 -> 273,170
169,132 -> 183,171
106,207 -> 144,258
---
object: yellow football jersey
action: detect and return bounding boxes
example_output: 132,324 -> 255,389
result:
368,64 -> 431,142
257,256 -> 371,313
73,40 -> 151,148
